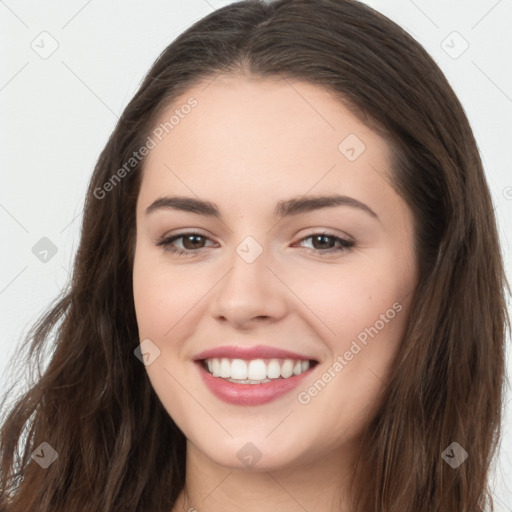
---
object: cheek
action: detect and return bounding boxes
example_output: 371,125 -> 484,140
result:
295,252 -> 413,413
295,252 -> 412,345
132,256 -> 202,427
133,263 -> 170,339
132,251 -> 207,340
297,251 -> 413,421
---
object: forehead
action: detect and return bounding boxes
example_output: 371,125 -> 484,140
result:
138,75 -> 399,222
147,75 -> 390,165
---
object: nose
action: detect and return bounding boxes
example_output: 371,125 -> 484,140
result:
209,245 -> 289,330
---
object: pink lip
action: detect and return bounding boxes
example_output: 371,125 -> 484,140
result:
193,344 -> 317,362
195,361 -> 315,406
193,345 -> 319,406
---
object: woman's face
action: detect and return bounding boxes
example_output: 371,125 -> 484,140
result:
132,76 -> 418,470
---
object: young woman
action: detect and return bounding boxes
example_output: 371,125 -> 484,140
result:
1,0 -> 509,511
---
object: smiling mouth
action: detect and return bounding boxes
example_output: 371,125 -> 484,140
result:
200,357 -> 319,384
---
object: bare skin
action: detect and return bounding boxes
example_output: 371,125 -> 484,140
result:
132,75 -> 419,511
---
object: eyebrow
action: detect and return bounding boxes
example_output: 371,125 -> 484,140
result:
146,194 -> 379,221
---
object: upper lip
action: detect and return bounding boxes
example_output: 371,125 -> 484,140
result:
193,344 -> 318,362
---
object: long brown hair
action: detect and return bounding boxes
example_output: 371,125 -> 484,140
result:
1,0 -> 509,510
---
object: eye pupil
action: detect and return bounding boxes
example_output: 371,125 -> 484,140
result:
313,235 -> 334,250
184,234 -> 204,249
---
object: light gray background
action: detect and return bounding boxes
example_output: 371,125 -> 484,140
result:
1,0 -> 511,509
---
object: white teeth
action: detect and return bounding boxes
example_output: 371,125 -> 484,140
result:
280,359 -> 294,378
203,357 -> 313,381
266,359 -> 281,379
231,359 -> 248,380
212,358 -> 221,377
227,377 -> 272,384
220,358 -> 231,378
247,359 -> 267,380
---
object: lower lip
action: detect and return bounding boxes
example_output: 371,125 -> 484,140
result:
196,362 -> 314,406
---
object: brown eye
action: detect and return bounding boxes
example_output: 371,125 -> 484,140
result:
157,232 -> 215,256
181,234 -> 207,250
297,233 -> 355,254
311,234 -> 337,250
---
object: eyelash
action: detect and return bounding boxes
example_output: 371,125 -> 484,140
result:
156,231 -> 355,257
